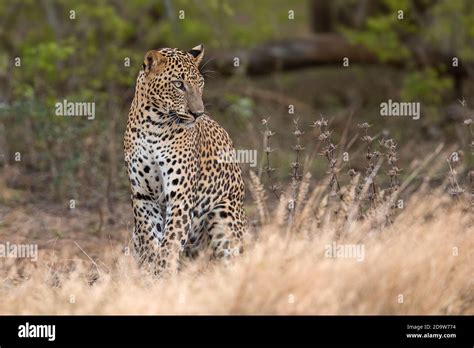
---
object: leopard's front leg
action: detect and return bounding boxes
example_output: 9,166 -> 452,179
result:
155,155 -> 197,276
126,153 -> 166,274
132,177 -> 193,277
157,198 -> 192,275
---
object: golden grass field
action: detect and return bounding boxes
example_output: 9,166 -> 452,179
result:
0,173 -> 472,315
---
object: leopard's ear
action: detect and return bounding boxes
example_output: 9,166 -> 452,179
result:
143,50 -> 166,73
188,44 -> 204,66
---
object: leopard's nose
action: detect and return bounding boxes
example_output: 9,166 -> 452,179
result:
189,110 -> 204,118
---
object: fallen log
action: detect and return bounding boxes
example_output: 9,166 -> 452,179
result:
208,33 -> 471,83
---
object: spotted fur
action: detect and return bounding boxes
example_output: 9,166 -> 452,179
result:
123,45 -> 247,276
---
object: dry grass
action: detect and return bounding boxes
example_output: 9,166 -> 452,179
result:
0,188 -> 472,315
1,113 -> 473,315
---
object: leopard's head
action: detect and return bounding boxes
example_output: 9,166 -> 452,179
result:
141,45 -> 205,121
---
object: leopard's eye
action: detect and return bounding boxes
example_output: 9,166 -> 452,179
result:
171,80 -> 185,91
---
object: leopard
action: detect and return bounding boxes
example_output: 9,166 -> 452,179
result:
123,44 -> 247,276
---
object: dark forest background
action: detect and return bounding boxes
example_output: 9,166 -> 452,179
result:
0,0 -> 473,218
